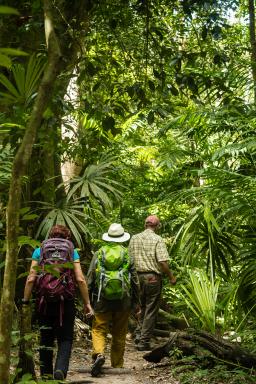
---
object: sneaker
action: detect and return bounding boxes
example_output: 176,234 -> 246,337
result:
137,342 -> 151,351
91,353 -> 105,377
53,369 -> 65,380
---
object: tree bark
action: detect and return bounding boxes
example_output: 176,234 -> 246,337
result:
0,1 -> 62,382
248,0 -> 256,103
15,306 -> 36,381
31,1 -> 91,203
143,329 -> 256,369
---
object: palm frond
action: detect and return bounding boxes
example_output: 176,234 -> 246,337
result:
171,202 -> 237,277
66,158 -> 123,211
35,199 -> 91,248
0,54 -> 45,106
180,269 -> 220,333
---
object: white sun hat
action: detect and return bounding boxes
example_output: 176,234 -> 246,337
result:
102,223 -> 130,243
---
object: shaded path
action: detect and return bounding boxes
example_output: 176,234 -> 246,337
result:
67,334 -> 177,384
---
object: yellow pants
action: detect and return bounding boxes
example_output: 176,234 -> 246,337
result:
92,310 -> 130,368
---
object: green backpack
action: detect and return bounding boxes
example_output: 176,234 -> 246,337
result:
95,244 -> 131,301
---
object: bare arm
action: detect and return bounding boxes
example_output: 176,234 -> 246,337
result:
23,260 -> 38,301
73,261 -> 94,316
158,261 -> 177,285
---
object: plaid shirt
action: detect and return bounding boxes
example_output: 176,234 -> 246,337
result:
128,229 -> 169,274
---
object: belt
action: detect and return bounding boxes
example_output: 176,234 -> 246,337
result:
137,271 -> 160,275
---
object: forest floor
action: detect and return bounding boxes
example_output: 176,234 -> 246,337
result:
20,319 -> 256,384
67,333 -> 177,384
65,331 -> 256,384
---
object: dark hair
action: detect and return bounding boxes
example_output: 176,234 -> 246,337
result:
49,225 -> 71,240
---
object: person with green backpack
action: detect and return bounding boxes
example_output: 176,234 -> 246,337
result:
87,223 -> 140,377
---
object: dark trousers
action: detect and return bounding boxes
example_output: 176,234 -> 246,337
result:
38,299 -> 75,378
136,273 -> 162,344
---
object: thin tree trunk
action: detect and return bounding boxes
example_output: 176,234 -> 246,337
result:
0,1 -> 62,382
36,3 -> 91,202
15,306 -> 36,381
249,0 -> 256,103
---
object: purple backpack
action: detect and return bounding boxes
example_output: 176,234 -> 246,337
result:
35,238 -> 76,323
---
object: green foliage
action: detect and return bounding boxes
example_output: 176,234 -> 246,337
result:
218,277 -> 240,331
14,373 -> 60,384
0,6 -> 28,69
171,202 -> 237,278
35,199 -> 91,247
2,4 -> 256,380
0,6 -> 19,15
180,269 -> 220,333
174,363 -> 256,384
0,144 -> 13,187
67,157 -> 123,210
238,229 -> 256,314
0,55 -> 45,106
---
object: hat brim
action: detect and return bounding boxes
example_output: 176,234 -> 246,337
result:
102,232 -> 130,242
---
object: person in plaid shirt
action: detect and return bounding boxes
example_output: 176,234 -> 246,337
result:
128,215 -> 176,351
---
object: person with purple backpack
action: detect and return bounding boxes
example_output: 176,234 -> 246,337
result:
22,224 -> 93,381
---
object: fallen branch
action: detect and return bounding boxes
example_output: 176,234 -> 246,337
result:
158,309 -> 188,330
143,329 -> 256,369
153,328 -> 171,337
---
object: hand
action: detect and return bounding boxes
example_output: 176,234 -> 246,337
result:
84,303 -> 94,319
169,275 -> 177,285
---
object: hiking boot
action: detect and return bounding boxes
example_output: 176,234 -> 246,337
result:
137,342 -> 151,351
53,369 -> 65,380
91,353 -> 105,377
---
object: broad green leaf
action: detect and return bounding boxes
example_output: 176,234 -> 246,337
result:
0,48 -> 27,56
0,6 -> 19,15
0,53 -> 11,68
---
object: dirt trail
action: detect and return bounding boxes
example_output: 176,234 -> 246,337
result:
67,334 -> 177,384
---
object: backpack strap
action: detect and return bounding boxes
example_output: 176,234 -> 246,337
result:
119,247 -> 124,268
97,248 -> 106,302
120,247 -> 130,270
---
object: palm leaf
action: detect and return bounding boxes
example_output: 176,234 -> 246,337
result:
66,158 -> 123,210
0,54 -> 45,106
180,269 -> 220,333
35,199 -> 90,248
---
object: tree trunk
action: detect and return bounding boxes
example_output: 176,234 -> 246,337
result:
144,329 -> 256,369
0,1 -> 62,382
249,0 -> 256,103
15,306 -> 36,381
34,3 -> 91,203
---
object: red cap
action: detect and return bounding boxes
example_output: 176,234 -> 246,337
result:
145,215 -> 160,226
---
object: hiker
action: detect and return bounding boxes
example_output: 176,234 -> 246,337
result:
128,215 -> 176,351
87,223 -> 140,377
22,224 -> 93,381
